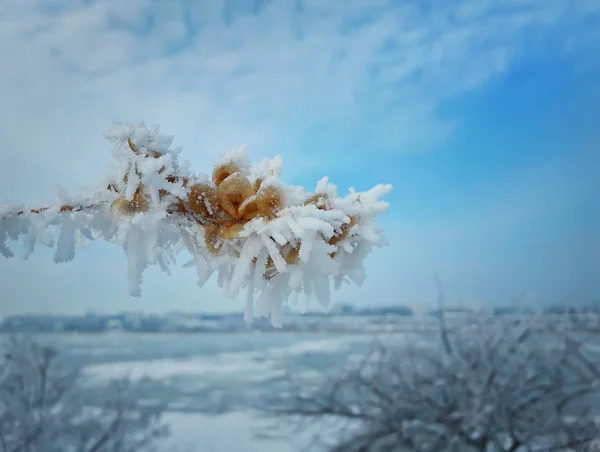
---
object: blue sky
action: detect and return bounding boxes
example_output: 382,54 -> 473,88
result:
0,0 -> 599,314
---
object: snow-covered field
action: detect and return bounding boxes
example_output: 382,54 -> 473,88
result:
32,331 -> 404,450
158,411 -> 295,452
4,317 -> 599,450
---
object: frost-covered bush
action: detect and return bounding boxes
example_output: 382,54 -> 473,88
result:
0,335 -> 168,452
273,314 -> 600,451
0,122 -> 392,326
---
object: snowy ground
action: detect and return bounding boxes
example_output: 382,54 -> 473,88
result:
158,411 -> 296,452
34,331 -> 408,450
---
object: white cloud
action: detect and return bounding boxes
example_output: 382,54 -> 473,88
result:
1,0 -> 595,193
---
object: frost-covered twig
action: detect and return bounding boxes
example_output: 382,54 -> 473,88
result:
0,121 -> 392,326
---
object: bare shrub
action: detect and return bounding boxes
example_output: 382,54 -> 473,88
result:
0,335 -> 169,452
273,312 -> 600,451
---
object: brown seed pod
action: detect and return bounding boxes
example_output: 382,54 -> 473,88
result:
257,186 -> 285,219
203,224 -> 223,255
305,193 -> 330,210
253,178 -> 262,193
127,137 -> 162,158
111,192 -> 149,217
127,137 -> 141,155
160,175 -> 189,201
238,195 -> 260,221
285,244 -> 300,265
263,256 -> 276,279
187,183 -> 217,217
212,163 -> 241,187
261,243 -> 300,280
239,186 -> 285,220
219,222 -> 246,240
168,198 -> 188,215
131,192 -> 149,213
329,215 -> 357,256
217,173 -> 254,218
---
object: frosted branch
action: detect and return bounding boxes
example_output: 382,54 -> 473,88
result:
1,121 -> 392,326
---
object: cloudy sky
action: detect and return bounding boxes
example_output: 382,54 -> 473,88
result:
1,0 -> 599,315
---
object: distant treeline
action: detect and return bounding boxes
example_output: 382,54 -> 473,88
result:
1,302 -> 597,334
0,305 -> 416,334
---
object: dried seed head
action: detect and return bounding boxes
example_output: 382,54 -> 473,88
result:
261,243 -> 299,280
160,176 -> 189,202
212,163 -> 241,187
285,244 -> 300,265
187,184 -> 217,217
239,186 -> 285,220
111,198 -> 128,215
256,186 -> 284,218
111,192 -> 149,218
217,173 -> 254,218
329,215 -> 357,257
305,193 -> 330,210
219,222 -> 246,240
127,137 -> 141,155
203,224 -> 223,255
263,256 -> 276,279
238,196 -> 260,221
131,192 -> 149,213
168,199 -> 188,215
127,137 -> 161,158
